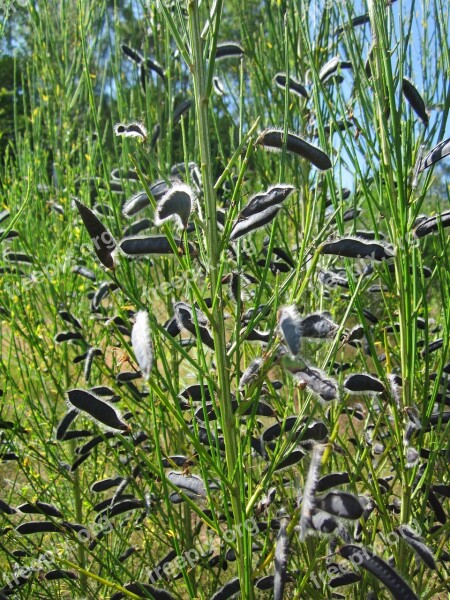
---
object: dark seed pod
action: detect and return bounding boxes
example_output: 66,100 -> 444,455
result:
317,472 -> 350,493
318,269 -> 349,289
15,521 -> 63,535
274,72 -> 309,99
230,204 -> 282,241
420,137 -> 450,172
432,484 -> 450,498
84,347 -> 102,382
121,43 -> 143,64
240,184 -> 295,219
173,99 -> 192,125
96,498 -> 144,521
414,210 -> 450,238
123,218 -> 153,237
70,453 -> 92,471
110,582 -> 176,600
167,471 -> 208,497
72,265 -> 96,281
287,364 -> 338,402
58,310 -> 82,329
118,546 -> 139,563
155,184 -> 195,229
44,569 -> 78,581
216,42 -> 244,60
274,515 -> 289,600
179,384 -> 212,402
344,373 -> 385,394
320,237 -> 394,260
56,409 -> 79,440
239,358 -> 263,389
54,331 -> 85,343
317,492 -> 364,519
16,502 -> 63,518
119,235 -> 196,257
273,449 -> 305,472
4,252 -> 33,264
402,78 -> 429,126
114,121 -> 147,141
319,56 -> 352,82
91,476 -> 126,493
329,572 -> 362,587
262,416 -> 299,442
300,313 -> 338,339
210,577 -> 240,600
174,302 -> 214,349
335,13 -> 370,35
278,305 -> 302,355
60,430 -> 93,441
257,128 -> 332,170
145,57 -> 165,81
122,191 -> 151,218
339,544 -> 419,600
397,525 -> 436,569
151,124 -> 161,149
0,210 -> 10,224
299,444 -> 325,540
0,499 -> 16,514
74,198 -> 116,269
66,389 -> 129,432
310,509 -> 338,534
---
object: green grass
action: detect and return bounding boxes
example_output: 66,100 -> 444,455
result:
0,0 -> 449,598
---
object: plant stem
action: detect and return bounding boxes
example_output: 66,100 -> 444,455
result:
187,1 -> 251,597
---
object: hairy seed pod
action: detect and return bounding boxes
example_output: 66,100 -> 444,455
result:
216,42 -> 244,60
257,128 -> 332,170
155,184 -> 195,229
274,72 -> 309,99
402,78 -> 429,126
344,373 -> 385,394
66,389 -> 128,432
339,544 -> 419,600
16,521 -> 63,535
320,237 -> 394,260
230,204 -> 282,241
114,121 -> 147,141
74,199 -> 116,269
278,305 -> 302,355
420,137 -> 450,171
210,578 -> 240,600
173,99 -> 192,125
131,310 -> 153,380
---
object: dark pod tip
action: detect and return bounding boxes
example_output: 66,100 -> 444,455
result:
74,199 -> 116,270
257,128 -> 332,170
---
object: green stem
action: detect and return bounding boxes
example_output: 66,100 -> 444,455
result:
187,2 -> 251,597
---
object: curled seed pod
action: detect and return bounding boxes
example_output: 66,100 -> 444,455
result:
339,544 -> 419,600
131,310 -> 153,380
155,183 -> 195,229
344,373 -> 385,394
210,578 -> 240,600
84,347 -> 102,383
16,521 -> 63,535
274,515 -> 289,600
329,572 -> 362,587
310,509 -> 338,534
145,57 -> 165,81
173,99 -> 192,125
56,409 -> 79,440
66,389 -> 129,432
54,331 -> 84,343
317,492 -> 364,519
402,78 -> 429,126
274,72 -> 309,99
96,498 -> 144,521
230,204 -> 282,241
278,305 -> 302,355
420,137 -> 450,172
239,358 -> 263,389
74,199 -> 116,270
317,472 -> 350,493
58,310 -> 82,329
122,191 -> 151,217
319,56 -> 352,81
257,128 -> 332,170
213,76 -> 225,95
174,302 -> 214,349
114,121 -> 147,141
320,237 -> 394,260
240,184 -> 295,219
300,313 -> 338,339
397,525 -> 436,569
16,502 -> 62,518
216,42 -> 244,60
299,444 -> 325,540
414,210 -> 450,238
